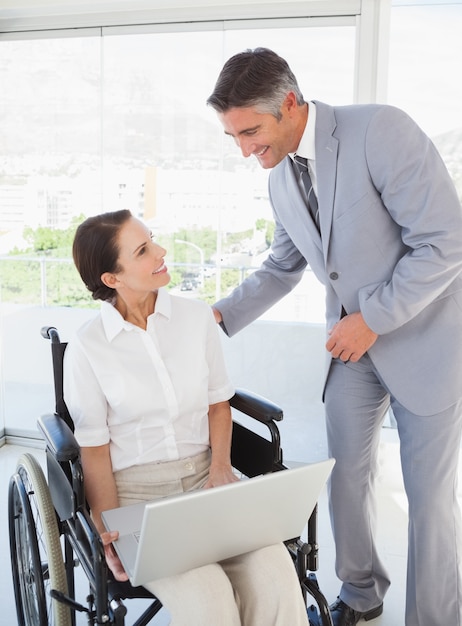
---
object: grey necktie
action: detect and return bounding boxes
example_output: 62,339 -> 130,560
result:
293,155 -> 319,229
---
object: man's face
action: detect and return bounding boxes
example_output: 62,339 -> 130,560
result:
217,94 -> 300,169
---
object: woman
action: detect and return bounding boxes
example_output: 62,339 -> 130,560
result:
64,209 -> 309,626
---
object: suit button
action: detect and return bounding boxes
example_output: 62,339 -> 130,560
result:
329,272 -> 339,280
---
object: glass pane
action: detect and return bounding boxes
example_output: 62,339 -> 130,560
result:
388,2 -> 462,200
100,29 -> 226,303
0,35 -> 102,436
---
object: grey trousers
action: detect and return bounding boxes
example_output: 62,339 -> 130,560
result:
114,451 -> 309,626
325,355 -> 462,626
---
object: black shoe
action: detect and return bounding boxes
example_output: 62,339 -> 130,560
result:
329,598 -> 383,626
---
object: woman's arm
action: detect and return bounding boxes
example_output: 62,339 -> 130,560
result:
80,444 -> 128,581
204,400 -> 239,488
81,444 -> 118,532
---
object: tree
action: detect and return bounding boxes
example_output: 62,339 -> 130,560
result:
22,214 -> 85,256
0,220 -> 261,307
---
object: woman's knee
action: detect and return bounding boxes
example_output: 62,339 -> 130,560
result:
146,563 -> 240,625
147,545 -> 308,625
221,543 -> 307,621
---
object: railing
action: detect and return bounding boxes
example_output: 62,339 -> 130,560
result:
0,256 -> 256,309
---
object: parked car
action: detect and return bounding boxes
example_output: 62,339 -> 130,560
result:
180,279 -> 194,291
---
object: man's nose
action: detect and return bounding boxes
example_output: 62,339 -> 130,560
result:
236,137 -> 253,158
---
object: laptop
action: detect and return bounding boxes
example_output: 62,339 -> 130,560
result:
102,458 -> 334,586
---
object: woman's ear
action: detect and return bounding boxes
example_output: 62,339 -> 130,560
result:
101,272 -> 119,289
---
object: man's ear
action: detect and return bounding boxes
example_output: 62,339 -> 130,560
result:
284,91 -> 297,113
101,272 -> 119,289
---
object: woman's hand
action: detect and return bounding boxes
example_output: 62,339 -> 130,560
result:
203,464 -> 240,489
100,530 -> 129,582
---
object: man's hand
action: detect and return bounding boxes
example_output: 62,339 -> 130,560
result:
212,307 -> 223,324
326,311 -> 378,363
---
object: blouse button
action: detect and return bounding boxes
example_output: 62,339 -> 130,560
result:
329,272 -> 339,280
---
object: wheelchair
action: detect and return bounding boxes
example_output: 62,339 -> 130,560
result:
8,325 -> 333,626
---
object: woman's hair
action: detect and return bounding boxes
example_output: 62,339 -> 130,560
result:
72,209 -> 132,301
206,47 -> 305,120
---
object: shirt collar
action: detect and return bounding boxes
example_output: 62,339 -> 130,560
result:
101,287 -> 172,342
290,100 -> 316,162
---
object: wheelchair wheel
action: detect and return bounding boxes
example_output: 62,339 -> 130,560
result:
9,453 -> 71,626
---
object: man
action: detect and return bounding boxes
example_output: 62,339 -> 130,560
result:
207,47 -> 462,626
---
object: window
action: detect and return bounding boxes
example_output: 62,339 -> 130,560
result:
388,1 -> 462,200
0,16 -> 356,435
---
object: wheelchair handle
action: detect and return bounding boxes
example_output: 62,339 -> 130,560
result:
41,325 -> 61,343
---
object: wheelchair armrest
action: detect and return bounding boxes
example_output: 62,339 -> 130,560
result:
38,413 -> 80,463
230,388 -> 283,424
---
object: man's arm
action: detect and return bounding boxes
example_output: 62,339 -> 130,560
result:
359,106 -> 462,335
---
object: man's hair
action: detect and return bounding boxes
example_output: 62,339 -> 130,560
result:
207,47 -> 305,120
72,209 -> 132,301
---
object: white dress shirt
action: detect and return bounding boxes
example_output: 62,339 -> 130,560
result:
64,288 -> 235,472
291,100 -> 318,195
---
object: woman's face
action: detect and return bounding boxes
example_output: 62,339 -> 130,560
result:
110,216 -> 170,295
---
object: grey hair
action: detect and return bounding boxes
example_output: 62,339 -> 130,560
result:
207,47 -> 305,120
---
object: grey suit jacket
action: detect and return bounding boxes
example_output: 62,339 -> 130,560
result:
216,101 -> 462,416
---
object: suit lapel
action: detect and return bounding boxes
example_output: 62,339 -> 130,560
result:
283,158 -> 322,250
313,101 -> 339,261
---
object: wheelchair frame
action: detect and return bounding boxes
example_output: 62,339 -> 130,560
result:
8,325 -> 333,626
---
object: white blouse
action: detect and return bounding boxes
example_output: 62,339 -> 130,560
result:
63,288 -> 235,472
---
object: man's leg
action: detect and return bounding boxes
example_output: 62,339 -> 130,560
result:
325,356 -> 391,612
393,398 -> 462,626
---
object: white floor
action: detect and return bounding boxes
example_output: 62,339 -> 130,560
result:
0,430 -> 415,626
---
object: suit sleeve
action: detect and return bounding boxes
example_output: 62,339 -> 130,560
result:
359,106 -> 462,335
215,213 -> 307,337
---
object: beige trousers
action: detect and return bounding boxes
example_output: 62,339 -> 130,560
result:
114,452 -> 309,626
